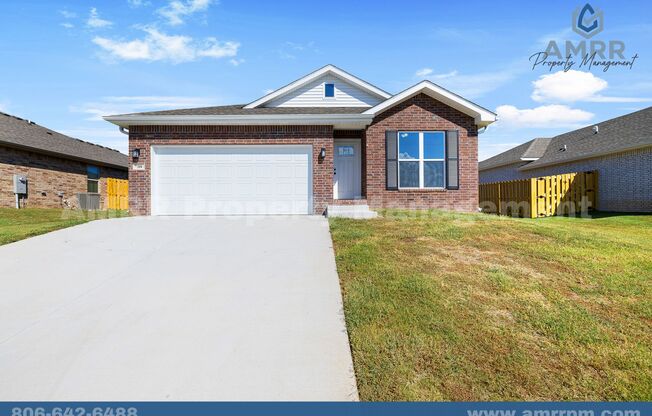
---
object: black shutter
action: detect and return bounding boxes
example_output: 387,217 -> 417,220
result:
446,130 -> 459,190
385,130 -> 398,190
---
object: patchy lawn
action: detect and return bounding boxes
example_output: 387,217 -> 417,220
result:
0,208 -> 128,245
330,210 -> 652,401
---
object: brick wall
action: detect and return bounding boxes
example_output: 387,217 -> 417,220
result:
522,147 -> 652,212
365,93 -> 479,212
127,125 -> 334,215
0,145 -> 127,209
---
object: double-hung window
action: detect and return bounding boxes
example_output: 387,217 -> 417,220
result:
87,165 -> 100,193
398,131 -> 446,188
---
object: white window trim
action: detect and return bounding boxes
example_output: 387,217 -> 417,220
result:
397,131 -> 446,189
323,82 -> 336,100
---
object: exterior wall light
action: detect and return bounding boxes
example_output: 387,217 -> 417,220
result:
319,147 -> 326,159
132,148 -> 141,159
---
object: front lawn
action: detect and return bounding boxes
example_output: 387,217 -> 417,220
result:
0,208 -> 128,245
330,210 -> 652,401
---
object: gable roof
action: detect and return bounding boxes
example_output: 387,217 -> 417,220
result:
104,65 -> 498,129
244,64 -> 391,109
363,80 -> 497,126
479,137 -> 551,171
0,112 -> 128,169
521,106 -> 652,170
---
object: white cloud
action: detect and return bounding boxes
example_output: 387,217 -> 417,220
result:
59,10 -> 77,19
61,22 -> 74,29
229,58 -> 244,66
416,68 -> 460,80
93,27 -> 239,63
435,68 -> 521,99
128,0 -> 150,7
276,41 -> 318,60
157,0 -> 213,26
532,70 -> 606,102
87,8 -> 113,28
431,70 -> 458,80
532,70 -> 652,103
71,96 -> 218,121
496,104 -> 594,128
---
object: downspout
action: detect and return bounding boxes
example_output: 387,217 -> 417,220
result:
119,126 -> 129,135
478,126 -> 488,134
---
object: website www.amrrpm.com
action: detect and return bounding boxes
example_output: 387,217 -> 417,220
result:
468,410 -> 641,416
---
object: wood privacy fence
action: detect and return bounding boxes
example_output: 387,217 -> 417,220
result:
107,178 -> 129,210
479,171 -> 597,218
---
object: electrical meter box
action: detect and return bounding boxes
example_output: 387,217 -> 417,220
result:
13,175 -> 27,194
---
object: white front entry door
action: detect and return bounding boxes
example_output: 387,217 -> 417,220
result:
151,145 -> 312,215
333,140 -> 361,200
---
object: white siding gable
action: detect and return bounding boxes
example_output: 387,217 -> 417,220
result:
265,75 -> 383,108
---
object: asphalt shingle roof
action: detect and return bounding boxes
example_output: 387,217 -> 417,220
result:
0,112 -> 128,169
522,106 -> 652,170
479,138 -> 551,171
115,104 -> 369,116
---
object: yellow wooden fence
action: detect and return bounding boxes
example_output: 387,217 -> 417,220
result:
479,171 -> 597,218
107,178 -> 129,210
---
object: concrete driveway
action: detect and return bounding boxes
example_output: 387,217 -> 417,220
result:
0,216 -> 358,401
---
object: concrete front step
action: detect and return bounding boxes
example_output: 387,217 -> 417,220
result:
327,204 -> 378,219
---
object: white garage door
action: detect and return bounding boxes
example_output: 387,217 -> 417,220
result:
151,145 -> 312,215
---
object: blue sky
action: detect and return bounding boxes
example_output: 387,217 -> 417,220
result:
0,0 -> 650,160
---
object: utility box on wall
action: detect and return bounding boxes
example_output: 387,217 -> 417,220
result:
13,175 -> 27,194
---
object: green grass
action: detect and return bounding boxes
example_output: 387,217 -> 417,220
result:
0,208 -> 128,245
329,210 -> 652,401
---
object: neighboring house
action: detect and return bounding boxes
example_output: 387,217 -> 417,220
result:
478,138 -> 551,183
0,112 -> 128,209
104,64 -> 497,216
479,107 -> 652,212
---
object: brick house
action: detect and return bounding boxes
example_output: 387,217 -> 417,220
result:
479,107 -> 652,212
104,65 -> 496,216
0,112 -> 128,209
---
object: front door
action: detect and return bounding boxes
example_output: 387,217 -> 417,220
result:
333,140 -> 361,200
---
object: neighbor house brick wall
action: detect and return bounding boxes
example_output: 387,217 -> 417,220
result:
127,125 -> 334,215
0,145 -> 127,209
365,93 -> 479,212
521,147 -> 652,212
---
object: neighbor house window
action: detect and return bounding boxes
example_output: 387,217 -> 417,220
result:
324,83 -> 335,98
398,131 -> 445,188
87,165 -> 100,193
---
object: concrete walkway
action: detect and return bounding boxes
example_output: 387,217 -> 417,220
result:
0,216 -> 358,401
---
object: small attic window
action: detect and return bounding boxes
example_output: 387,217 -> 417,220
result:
324,83 -> 335,98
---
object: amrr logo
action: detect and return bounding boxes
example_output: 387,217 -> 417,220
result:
572,3 -> 604,39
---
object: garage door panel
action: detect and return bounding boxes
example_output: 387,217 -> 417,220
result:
152,146 -> 312,215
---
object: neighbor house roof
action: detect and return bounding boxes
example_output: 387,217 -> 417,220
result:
0,112 -> 128,169
521,106 -> 652,170
479,137 -> 551,171
104,65 -> 497,129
